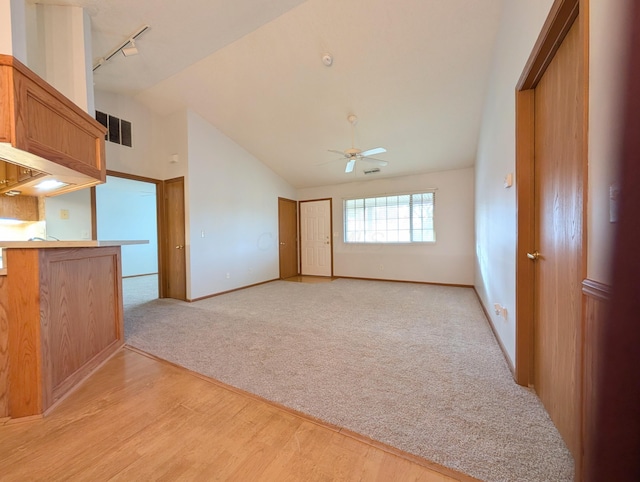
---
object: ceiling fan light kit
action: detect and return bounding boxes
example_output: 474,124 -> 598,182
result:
327,114 -> 389,173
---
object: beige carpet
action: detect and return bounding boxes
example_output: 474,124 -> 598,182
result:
123,277 -> 573,482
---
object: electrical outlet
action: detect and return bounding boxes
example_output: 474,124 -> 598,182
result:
60,209 -> 69,220
226,273 -> 230,279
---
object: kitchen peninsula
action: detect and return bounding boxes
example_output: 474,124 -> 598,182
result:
0,240 -> 147,419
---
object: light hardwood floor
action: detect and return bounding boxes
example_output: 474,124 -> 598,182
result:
0,347 -> 478,481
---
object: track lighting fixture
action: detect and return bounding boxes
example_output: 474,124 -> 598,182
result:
93,25 -> 150,71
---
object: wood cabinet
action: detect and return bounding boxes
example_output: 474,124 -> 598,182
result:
0,55 -> 106,197
2,246 -> 124,418
0,195 -> 39,221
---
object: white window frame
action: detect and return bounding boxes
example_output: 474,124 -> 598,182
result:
343,191 -> 436,244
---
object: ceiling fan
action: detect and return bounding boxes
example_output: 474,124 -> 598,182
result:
328,114 -> 389,173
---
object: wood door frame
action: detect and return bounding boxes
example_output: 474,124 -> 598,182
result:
90,170 -> 166,297
298,198 -> 334,276
515,0 -> 589,386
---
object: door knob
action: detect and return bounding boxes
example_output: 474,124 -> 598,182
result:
175,245 -> 184,249
280,242 -> 285,246
526,250 -> 540,260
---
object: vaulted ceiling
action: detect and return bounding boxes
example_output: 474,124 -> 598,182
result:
35,0 -> 504,189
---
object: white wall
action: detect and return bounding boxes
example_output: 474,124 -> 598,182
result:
95,90 -> 163,178
474,0 -> 630,367
44,189 -> 92,240
588,0 -> 630,284
186,110 -> 297,299
96,176 -> 158,277
474,1 -> 554,366
298,168 -> 475,285
25,4 -> 94,113
0,0 -> 27,62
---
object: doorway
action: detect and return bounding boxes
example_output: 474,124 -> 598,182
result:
515,0 -> 586,462
94,172 -> 162,306
299,199 -> 333,277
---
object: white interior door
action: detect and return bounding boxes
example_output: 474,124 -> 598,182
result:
300,199 -> 332,276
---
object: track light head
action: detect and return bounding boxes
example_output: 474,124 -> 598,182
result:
122,39 -> 138,57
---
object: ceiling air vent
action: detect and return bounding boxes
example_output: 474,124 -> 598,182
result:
363,168 -> 381,175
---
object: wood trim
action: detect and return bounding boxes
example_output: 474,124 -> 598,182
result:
581,278 -> 611,301
580,0 -> 591,284
125,346 -> 482,482
90,186 -> 97,240
189,276 -> 473,301
0,276 -> 9,418
581,278 -> 610,480
473,288 -> 516,376
188,278 -> 279,302
105,170 -> 162,184
122,272 -> 158,279
337,275 -> 473,289
517,0 -> 580,90
156,181 -> 166,298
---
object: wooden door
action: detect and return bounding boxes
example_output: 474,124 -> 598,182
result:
278,197 -> 298,279
533,19 -> 583,456
300,199 -> 332,276
163,177 -> 186,300
516,0 -> 586,462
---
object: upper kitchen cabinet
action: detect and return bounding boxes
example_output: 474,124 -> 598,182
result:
0,55 -> 106,197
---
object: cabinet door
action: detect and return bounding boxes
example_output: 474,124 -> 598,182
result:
0,162 -> 6,187
4,163 -> 19,187
17,165 -> 32,182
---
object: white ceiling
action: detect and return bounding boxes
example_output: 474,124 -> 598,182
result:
35,0 -> 504,189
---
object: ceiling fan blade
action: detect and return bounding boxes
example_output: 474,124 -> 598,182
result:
345,159 -> 356,173
328,149 -> 346,156
360,157 -> 389,167
360,147 -> 386,157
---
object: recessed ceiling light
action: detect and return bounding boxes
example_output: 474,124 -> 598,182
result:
322,53 -> 333,66
35,179 -> 69,191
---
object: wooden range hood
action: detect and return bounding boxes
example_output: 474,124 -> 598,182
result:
0,54 -> 106,197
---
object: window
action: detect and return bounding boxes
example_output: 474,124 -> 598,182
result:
344,192 -> 435,243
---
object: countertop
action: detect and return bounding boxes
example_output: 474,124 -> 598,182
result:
0,240 -> 149,248
0,240 -> 149,275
